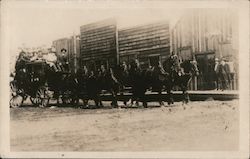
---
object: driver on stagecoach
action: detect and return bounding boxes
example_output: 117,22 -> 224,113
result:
58,48 -> 69,72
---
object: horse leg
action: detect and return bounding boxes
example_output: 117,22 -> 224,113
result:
135,92 -> 140,107
56,98 -> 59,105
181,87 -> 188,104
140,89 -> 147,108
93,94 -> 101,108
83,99 -> 88,107
142,95 -> 148,108
111,90 -> 118,108
54,92 -> 60,105
131,89 -> 136,107
94,99 -> 99,108
120,91 -> 127,106
167,89 -> 174,105
183,89 -> 189,104
98,94 -> 103,108
158,90 -> 164,106
186,92 -> 190,103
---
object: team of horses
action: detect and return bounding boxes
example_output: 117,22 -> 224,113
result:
13,54 -> 199,108
47,54 -> 198,108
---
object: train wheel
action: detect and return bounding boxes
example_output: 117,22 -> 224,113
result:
10,95 -> 24,108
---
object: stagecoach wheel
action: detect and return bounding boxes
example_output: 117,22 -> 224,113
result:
31,86 -> 50,107
9,82 -> 25,108
10,95 -> 24,108
30,96 -> 42,106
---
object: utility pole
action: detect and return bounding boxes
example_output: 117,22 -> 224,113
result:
115,24 -> 119,65
73,33 -> 77,73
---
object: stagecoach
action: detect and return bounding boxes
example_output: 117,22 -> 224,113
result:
10,59 -> 82,108
10,61 -> 51,107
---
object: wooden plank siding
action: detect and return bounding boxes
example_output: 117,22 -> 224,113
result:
118,21 -> 171,67
171,9 -> 238,90
80,19 -> 118,68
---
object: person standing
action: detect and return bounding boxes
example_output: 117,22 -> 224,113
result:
214,58 -> 220,90
59,48 -> 69,72
219,58 -> 231,90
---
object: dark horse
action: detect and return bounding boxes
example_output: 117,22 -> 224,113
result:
163,55 -> 199,104
75,67 -> 103,108
45,64 -> 79,105
75,65 -> 120,108
112,60 -> 169,108
149,61 -> 171,106
96,65 -> 120,108
113,59 -> 149,108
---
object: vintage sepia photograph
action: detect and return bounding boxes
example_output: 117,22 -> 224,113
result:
0,0 -> 249,158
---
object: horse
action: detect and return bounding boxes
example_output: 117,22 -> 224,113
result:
83,69 -> 103,108
75,67 -> 89,106
113,60 -> 168,108
149,61 -> 171,106
45,64 -> 79,106
163,55 -> 199,104
126,59 -> 149,108
95,65 -> 120,108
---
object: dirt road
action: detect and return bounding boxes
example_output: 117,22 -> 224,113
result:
10,100 -> 238,151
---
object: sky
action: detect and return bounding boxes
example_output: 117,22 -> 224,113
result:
5,1 -> 185,59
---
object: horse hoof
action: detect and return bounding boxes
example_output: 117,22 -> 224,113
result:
159,102 -> 165,107
117,106 -> 122,109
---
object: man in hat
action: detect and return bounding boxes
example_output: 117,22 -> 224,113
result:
219,58 -> 231,90
59,48 -> 69,72
214,57 -> 220,90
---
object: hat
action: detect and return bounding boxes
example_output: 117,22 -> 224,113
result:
61,48 -> 67,53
